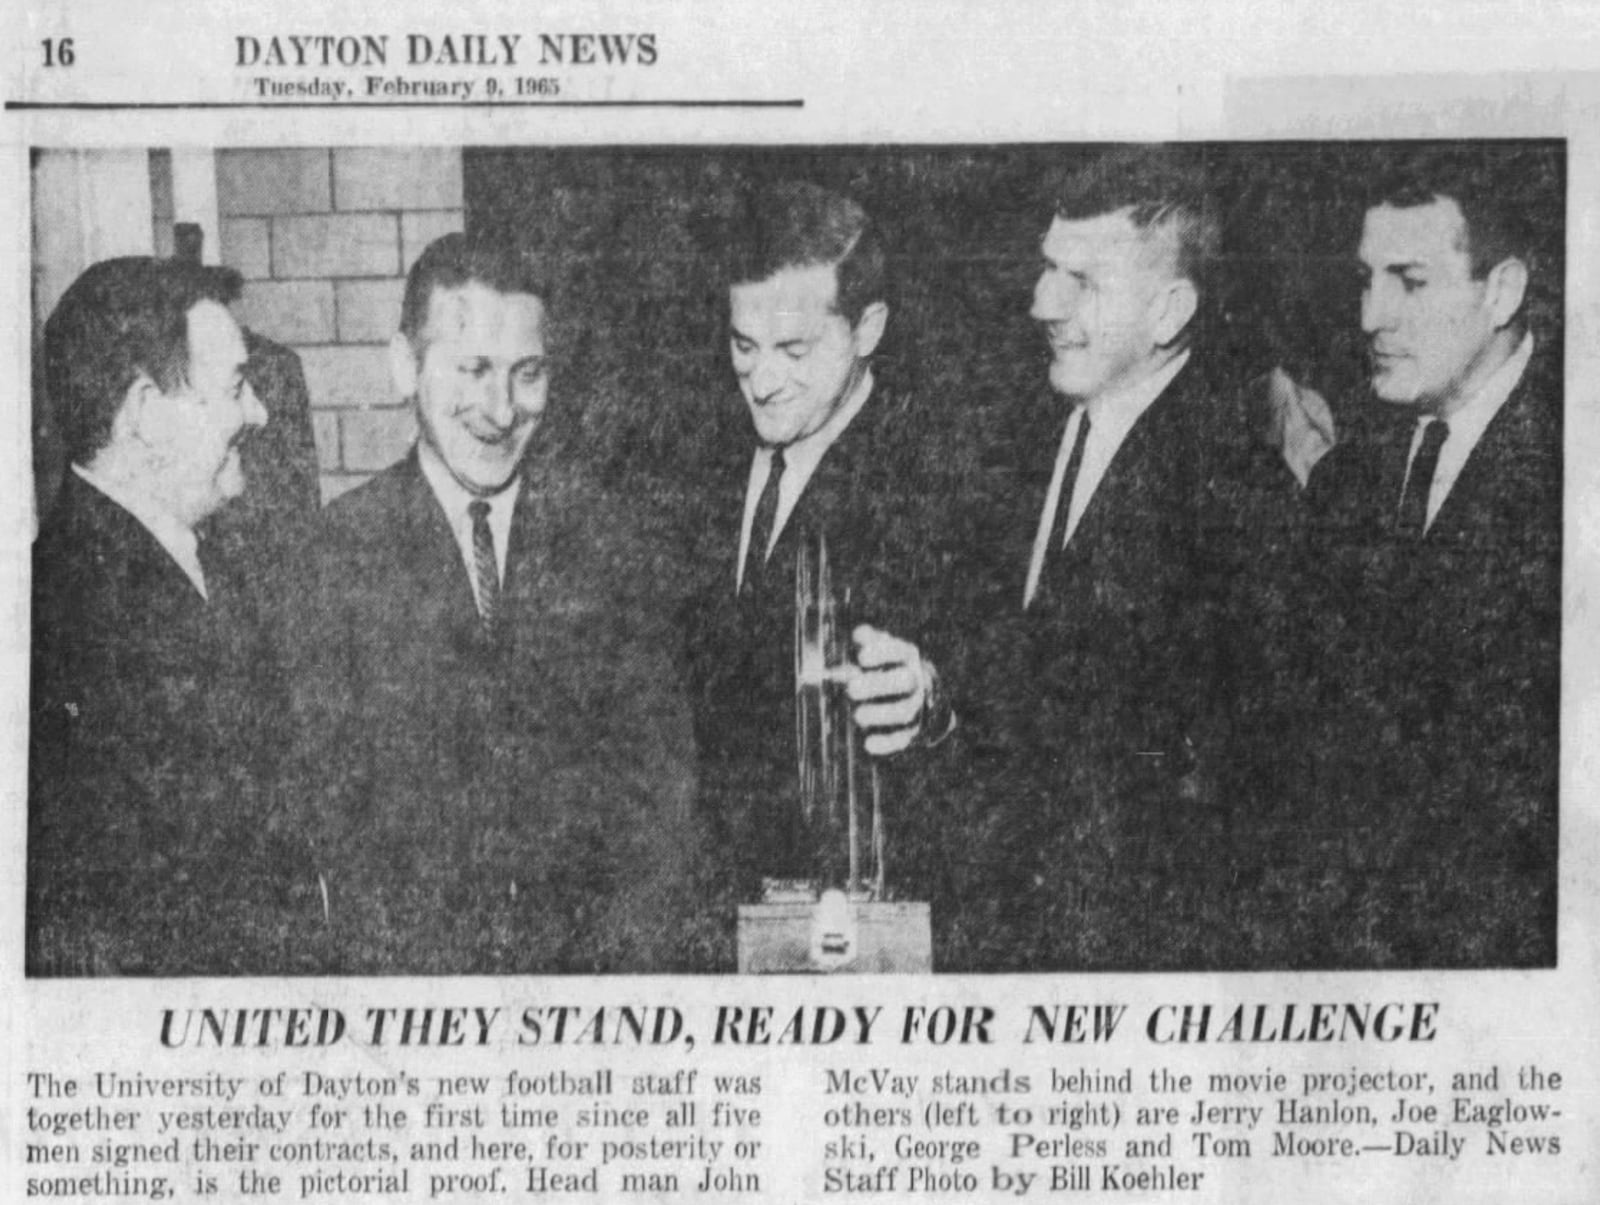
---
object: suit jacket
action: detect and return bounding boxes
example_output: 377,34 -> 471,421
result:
682,385 -> 952,909
1300,351 -> 1560,966
28,473 -> 298,975
286,447 -> 699,973
946,361 -> 1296,969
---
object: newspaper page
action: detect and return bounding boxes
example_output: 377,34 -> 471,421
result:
3,1 -> 1597,1202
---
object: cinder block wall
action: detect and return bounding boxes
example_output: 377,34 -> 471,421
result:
216,148 -> 464,503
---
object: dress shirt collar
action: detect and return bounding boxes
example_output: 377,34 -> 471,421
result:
1021,350 -> 1191,610
1430,332 -> 1532,456
1081,348 -> 1191,440
1410,333 -> 1532,531
738,368 -> 875,591
771,366 -> 875,491
72,462 -> 208,600
1062,346 -> 1191,539
417,439 -> 519,585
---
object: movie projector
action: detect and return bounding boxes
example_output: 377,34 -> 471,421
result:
736,533 -> 932,972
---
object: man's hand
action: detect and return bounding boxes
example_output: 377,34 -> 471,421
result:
847,624 -> 939,756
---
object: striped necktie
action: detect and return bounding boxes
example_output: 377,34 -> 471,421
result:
743,448 -> 786,595
468,499 -> 500,627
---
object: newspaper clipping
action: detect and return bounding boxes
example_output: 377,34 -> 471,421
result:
4,1 -> 1597,1202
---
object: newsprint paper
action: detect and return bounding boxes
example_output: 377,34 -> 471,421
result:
3,0 -> 1598,1202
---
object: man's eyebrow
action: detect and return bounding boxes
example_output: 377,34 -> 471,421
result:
1039,252 -> 1084,272
1041,254 -> 1091,278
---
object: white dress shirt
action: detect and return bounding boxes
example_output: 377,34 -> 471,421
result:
736,368 -> 875,593
1023,350 -> 1190,608
73,462 -> 209,600
1403,334 -> 1533,533
418,440 -> 518,612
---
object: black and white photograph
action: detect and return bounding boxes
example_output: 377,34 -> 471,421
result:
6,6 -> 1598,1204
25,140 -> 1563,976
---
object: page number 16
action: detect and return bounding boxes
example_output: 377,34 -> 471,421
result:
42,38 -> 75,67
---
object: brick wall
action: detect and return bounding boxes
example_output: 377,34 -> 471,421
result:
216,148 -> 464,503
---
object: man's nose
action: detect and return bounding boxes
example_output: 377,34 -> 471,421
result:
1361,280 -> 1393,335
480,373 -> 517,426
241,381 -> 267,428
1031,273 -> 1067,323
748,354 -> 786,400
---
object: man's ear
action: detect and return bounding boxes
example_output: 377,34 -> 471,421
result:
851,301 -> 889,360
388,332 -> 420,400
1152,278 -> 1198,348
110,373 -> 162,447
1485,256 -> 1529,330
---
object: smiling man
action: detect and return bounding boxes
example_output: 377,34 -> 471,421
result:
941,148 -> 1295,970
28,257 -> 290,974
287,234 -> 698,973
1304,148 -> 1561,966
683,181 -> 948,921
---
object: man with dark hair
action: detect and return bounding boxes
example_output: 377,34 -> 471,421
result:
287,233 -> 698,973
28,256 -> 294,974
945,147 -> 1286,969
1301,146 -> 1560,966
683,181 -> 945,928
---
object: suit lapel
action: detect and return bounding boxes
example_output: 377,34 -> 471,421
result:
1047,367 -> 1193,569
393,451 -> 486,651
58,473 -> 216,634
1425,367 -> 1552,544
504,462 -> 564,620
500,456 -> 598,647
770,386 -> 894,566
730,388 -> 893,599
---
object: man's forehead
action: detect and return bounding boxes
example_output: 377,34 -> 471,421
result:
730,263 -> 843,329
186,299 -> 247,364
423,281 -> 545,347
1359,198 -> 1470,266
1042,210 -> 1167,272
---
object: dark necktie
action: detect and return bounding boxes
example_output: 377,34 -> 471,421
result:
196,532 -> 222,604
743,448 -> 786,594
1396,418 -> 1449,539
468,499 -> 500,627
1048,409 -> 1093,556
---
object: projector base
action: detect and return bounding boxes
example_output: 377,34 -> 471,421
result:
737,886 -> 932,973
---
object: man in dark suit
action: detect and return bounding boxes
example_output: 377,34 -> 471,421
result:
287,234 -> 698,973
28,256 -> 300,975
1303,150 -> 1560,966
683,182 -> 946,927
938,149 -> 1290,970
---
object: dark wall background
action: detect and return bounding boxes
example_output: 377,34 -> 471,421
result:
465,140 -> 1564,490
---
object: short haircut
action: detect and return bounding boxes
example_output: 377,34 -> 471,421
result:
1051,146 -> 1219,298
399,233 -> 549,348
726,181 -> 887,326
1364,148 -> 1537,279
44,257 -> 241,464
